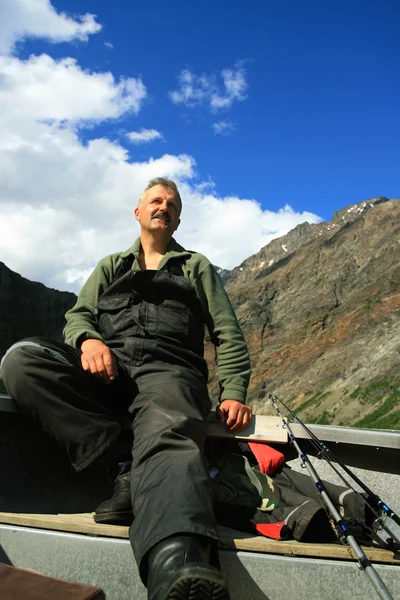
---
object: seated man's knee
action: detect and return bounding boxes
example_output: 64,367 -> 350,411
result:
0,341 -> 47,391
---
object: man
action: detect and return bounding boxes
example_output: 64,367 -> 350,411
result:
1,177 -> 251,600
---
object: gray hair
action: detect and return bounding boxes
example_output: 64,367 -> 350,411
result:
138,177 -> 182,212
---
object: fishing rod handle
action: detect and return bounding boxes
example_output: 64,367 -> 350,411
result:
378,500 -> 400,526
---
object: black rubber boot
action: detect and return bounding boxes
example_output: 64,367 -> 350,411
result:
94,461 -> 133,524
147,535 -> 229,600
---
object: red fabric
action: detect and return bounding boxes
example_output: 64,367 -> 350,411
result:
248,441 -> 285,475
255,522 -> 285,540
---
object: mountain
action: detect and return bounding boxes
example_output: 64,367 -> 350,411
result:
206,197 -> 400,429
1,197 -> 399,428
214,266 -> 231,281
0,262 -> 76,360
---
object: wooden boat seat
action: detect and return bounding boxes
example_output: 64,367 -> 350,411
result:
0,562 -> 105,599
206,413 -> 288,443
0,511 -> 399,565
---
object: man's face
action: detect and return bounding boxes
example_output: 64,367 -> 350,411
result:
134,184 -> 181,235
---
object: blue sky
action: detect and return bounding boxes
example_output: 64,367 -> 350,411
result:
0,0 -> 398,291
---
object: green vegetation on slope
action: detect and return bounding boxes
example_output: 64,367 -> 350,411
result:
295,391 -> 334,425
354,380 -> 400,429
291,378 -> 400,429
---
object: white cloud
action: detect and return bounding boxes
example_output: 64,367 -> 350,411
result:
175,187 -> 321,270
0,54 -> 147,126
0,148 -> 195,288
0,53 -> 319,292
0,0 -> 101,55
0,117 -> 321,291
168,70 -> 214,106
212,121 -> 236,136
126,128 -> 164,144
169,63 -> 248,112
210,65 -> 248,110
104,41 -> 114,49
0,2 -> 321,293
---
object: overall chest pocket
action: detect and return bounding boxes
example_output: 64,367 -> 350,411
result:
155,299 -> 190,341
97,295 -> 133,339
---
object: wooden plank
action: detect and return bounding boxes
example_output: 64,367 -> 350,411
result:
218,526 -> 400,564
0,512 -> 128,540
207,413 -> 288,443
0,512 -> 398,565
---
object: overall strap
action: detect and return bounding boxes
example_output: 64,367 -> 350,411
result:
166,259 -> 185,277
111,255 -> 135,284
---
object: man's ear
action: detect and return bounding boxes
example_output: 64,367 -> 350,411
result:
134,206 -> 140,221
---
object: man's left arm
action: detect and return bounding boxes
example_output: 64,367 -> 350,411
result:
192,260 -> 252,432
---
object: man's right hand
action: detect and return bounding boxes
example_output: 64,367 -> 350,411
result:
80,339 -> 118,384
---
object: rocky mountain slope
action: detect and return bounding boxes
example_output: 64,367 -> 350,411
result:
206,197 -> 400,429
1,197 -> 399,428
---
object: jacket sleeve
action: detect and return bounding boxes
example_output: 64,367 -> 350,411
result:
192,262 -> 250,404
63,259 -> 113,348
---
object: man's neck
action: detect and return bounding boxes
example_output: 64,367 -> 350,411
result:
138,231 -> 172,269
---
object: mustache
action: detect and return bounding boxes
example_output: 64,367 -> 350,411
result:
153,211 -> 170,222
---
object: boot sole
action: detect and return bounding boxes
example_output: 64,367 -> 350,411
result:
165,566 -> 230,600
93,510 -> 133,525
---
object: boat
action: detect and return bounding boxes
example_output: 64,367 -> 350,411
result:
0,392 -> 399,599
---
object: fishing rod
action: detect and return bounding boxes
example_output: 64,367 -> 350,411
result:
270,393 -> 395,600
269,393 -> 400,547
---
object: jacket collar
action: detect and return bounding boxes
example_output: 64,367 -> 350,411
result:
120,237 -> 192,269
